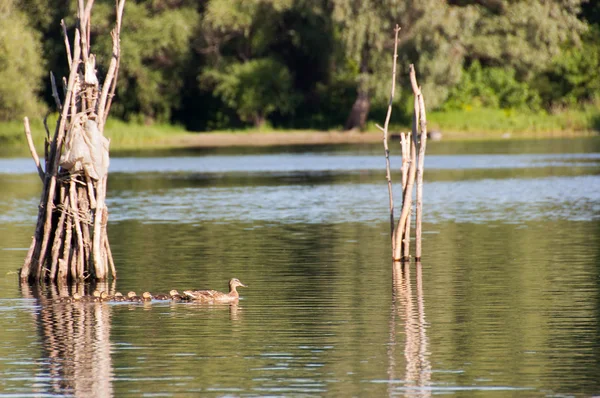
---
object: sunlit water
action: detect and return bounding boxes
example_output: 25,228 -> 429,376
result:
0,138 -> 599,396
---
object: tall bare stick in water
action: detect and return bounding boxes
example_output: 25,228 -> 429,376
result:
20,0 -> 125,283
376,25 -> 401,248
414,76 -> 428,261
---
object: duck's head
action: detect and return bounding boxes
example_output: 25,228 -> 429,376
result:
127,291 -> 137,298
100,291 -> 109,300
142,292 -> 152,300
169,289 -> 180,296
229,278 -> 247,289
73,292 -> 82,300
114,292 -> 123,298
92,290 -> 101,298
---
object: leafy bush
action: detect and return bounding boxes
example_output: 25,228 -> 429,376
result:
442,61 -> 541,111
201,58 -> 298,128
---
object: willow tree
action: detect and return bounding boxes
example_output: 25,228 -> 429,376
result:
332,0 -> 464,130
332,0 -> 587,131
20,0 -> 125,283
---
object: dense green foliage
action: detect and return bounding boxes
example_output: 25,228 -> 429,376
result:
0,1 -> 47,121
1,0 -> 598,131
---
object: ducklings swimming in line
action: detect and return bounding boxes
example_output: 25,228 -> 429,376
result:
55,284 -> 239,304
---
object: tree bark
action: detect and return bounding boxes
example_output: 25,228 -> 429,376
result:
344,88 -> 370,131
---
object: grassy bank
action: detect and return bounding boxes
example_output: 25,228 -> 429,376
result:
425,106 -> 600,138
1,107 -> 598,155
0,118 -> 193,156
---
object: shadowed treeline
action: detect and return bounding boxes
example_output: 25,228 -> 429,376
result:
1,0 -> 599,132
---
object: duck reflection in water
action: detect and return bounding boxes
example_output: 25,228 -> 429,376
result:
388,261 -> 431,397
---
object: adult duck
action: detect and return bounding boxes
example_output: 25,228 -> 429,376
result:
183,278 -> 247,302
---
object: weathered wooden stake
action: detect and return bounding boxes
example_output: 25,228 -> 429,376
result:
20,0 -> 125,284
415,88 -> 428,261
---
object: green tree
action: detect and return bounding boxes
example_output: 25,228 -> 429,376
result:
533,26 -> 600,108
197,0 -> 310,128
457,0 -> 587,78
333,0 -> 588,129
332,0 -> 465,129
0,1 -> 47,121
203,58 -> 297,127
92,0 -> 200,123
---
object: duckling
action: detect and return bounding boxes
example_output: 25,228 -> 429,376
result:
87,290 -> 102,302
127,291 -> 142,302
183,278 -> 247,303
141,292 -> 153,301
72,292 -> 82,302
169,289 -> 183,301
100,291 -> 110,301
113,292 -> 125,302
153,292 -> 170,300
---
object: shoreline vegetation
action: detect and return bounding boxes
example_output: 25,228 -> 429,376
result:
1,107 -> 598,155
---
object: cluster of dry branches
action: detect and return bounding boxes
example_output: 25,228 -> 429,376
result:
20,0 -> 125,283
377,25 -> 428,262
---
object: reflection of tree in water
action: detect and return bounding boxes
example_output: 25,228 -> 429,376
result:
388,262 -> 431,397
21,281 -> 114,397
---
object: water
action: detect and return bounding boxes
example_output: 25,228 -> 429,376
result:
0,137 -> 599,396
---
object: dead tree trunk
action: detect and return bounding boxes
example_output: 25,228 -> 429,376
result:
20,0 -> 125,284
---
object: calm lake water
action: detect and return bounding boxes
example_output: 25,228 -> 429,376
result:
0,137 -> 599,397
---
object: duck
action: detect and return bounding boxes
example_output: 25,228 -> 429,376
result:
100,291 -> 110,301
183,278 -> 247,302
72,292 -> 82,302
141,292 -> 153,301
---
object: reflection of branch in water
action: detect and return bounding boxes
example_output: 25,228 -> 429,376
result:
388,261 -> 431,397
21,282 -> 114,396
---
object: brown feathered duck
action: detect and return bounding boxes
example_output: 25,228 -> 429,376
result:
183,278 -> 247,302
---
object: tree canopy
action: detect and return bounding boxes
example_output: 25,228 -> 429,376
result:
1,0 -> 597,130
0,1 -> 46,121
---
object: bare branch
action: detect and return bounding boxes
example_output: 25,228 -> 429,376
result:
50,72 -> 62,111
23,117 -> 45,181
382,25 -> 401,245
98,0 -> 125,129
60,20 -> 72,69
415,89 -> 428,260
